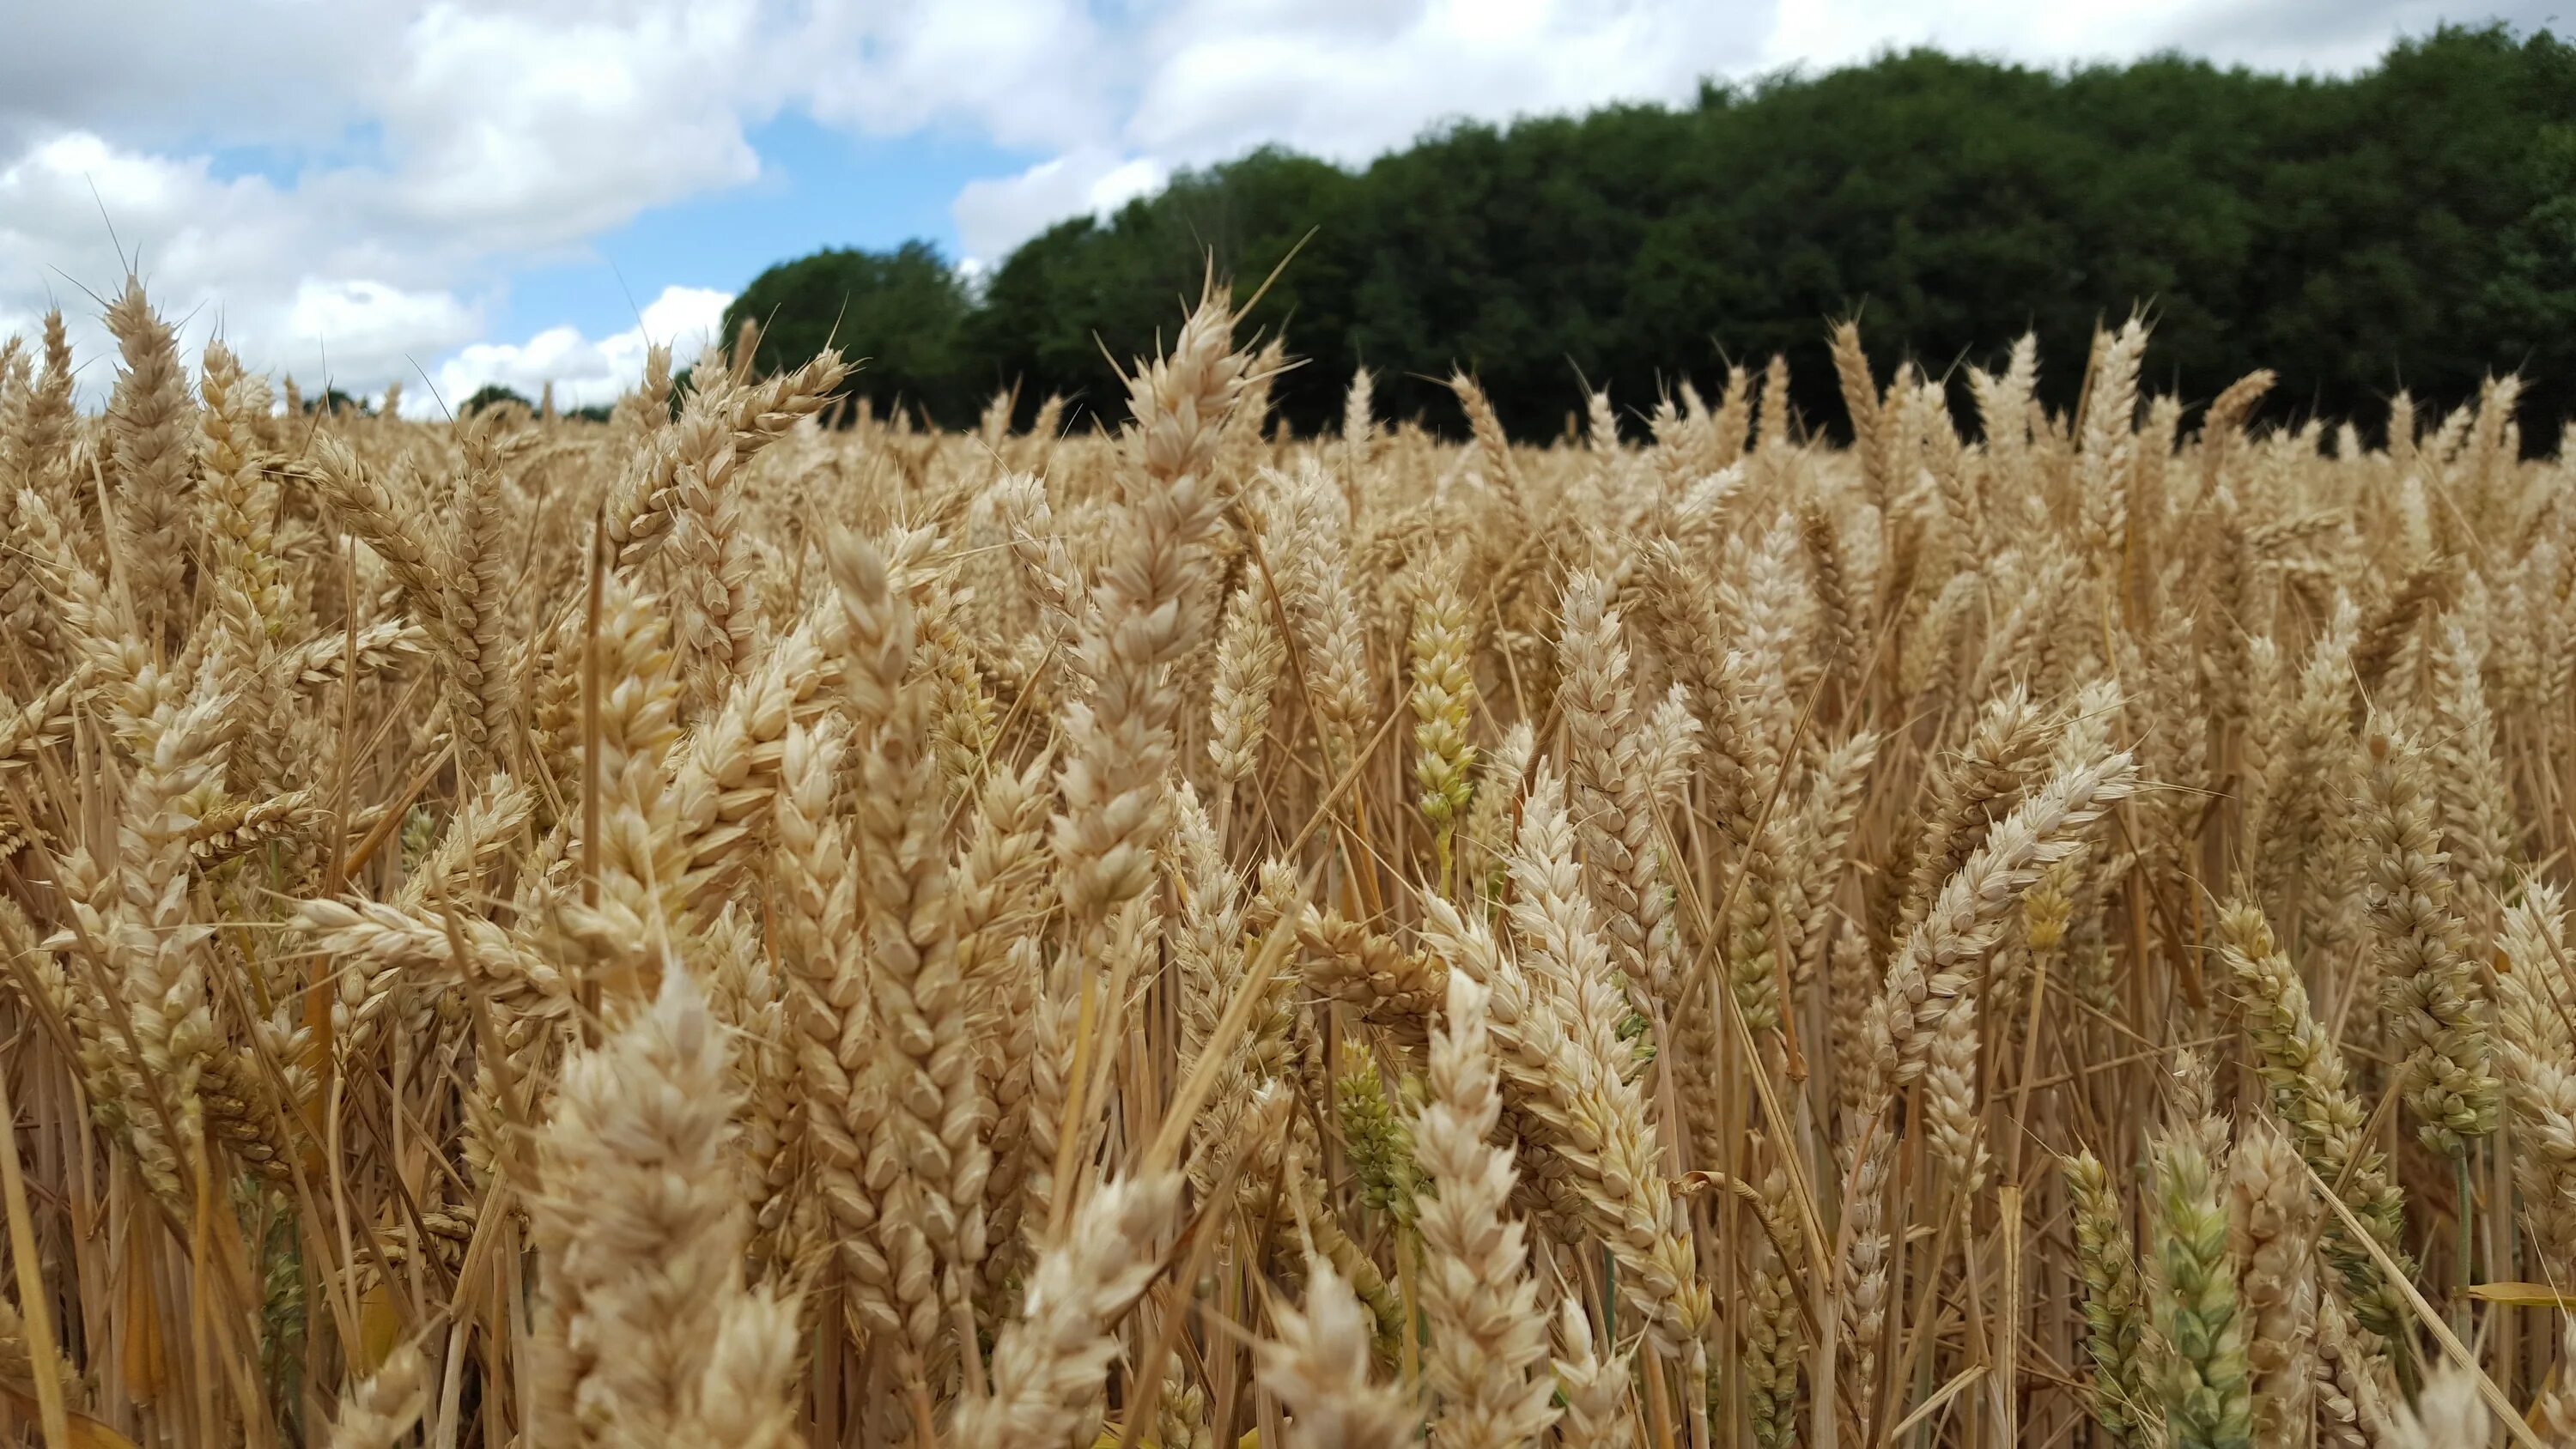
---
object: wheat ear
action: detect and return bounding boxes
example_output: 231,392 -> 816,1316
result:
1414,970 -> 1558,1449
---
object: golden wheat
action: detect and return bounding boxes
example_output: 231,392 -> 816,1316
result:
1,276 -> 2573,1449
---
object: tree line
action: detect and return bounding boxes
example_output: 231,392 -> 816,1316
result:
720,24 -> 2576,447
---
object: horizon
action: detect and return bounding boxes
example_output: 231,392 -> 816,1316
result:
0,0 -> 2552,416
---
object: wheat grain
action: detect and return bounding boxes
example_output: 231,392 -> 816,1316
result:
2,288 -> 2573,1449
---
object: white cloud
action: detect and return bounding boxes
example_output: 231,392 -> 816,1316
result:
3,0 -> 2561,406
0,0 -> 1159,400
1,1 -> 781,404
1763,0 -> 2217,70
953,149 -> 1174,263
0,3 -> 398,153
422,283 -> 731,415
940,0 -> 2569,258
940,0 -> 1778,258
1130,0 -> 1766,166
285,279 -> 480,371
0,126 -> 501,399
1758,0 -> 2504,76
794,0 -> 1117,152
376,2 -> 768,250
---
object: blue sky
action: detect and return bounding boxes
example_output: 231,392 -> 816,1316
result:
495,115 -> 1038,343
0,0 -> 2543,413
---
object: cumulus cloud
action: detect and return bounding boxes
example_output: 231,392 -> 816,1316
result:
1133,0 -> 1767,164
1,0 -> 1139,403
944,0 -> 2570,258
793,0 -> 1117,152
286,280 -> 481,373
1,0 -> 777,403
0,130 -> 421,398
946,0 -> 1779,259
375,2 -> 767,249
1758,0 -> 2543,75
0,3 -> 395,152
954,149 -> 1173,263
423,284 -> 730,416
3,0 -> 2561,405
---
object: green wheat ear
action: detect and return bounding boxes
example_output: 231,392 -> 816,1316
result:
2066,1149 -> 2154,1449
1336,1064 -> 1421,1225
2154,1137 -> 2252,1449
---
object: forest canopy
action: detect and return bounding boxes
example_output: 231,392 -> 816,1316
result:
724,24 -> 2576,446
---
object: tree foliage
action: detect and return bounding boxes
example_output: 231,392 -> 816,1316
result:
737,25 -> 2576,442
461,384 -> 532,416
719,239 -> 975,424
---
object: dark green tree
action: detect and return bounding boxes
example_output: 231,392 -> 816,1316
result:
968,148 -> 1357,431
742,24 -> 2576,447
721,240 -> 977,426
460,384 -> 532,416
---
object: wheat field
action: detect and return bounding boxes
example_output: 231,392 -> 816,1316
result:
0,275 -> 2572,1449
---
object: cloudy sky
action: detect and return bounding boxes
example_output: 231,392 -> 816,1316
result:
0,0 -> 2548,415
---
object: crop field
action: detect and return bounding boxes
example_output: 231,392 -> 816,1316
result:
0,276 -> 2572,1449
